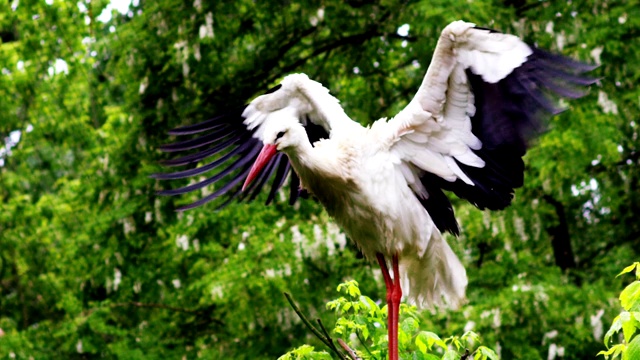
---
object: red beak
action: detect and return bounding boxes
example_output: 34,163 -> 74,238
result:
242,144 -> 278,191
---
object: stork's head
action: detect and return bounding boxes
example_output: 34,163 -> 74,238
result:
263,117 -> 308,150
242,118 -> 307,191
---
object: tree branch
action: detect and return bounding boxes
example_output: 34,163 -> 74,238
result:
304,258 -> 330,277
542,194 -> 576,271
337,338 -> 361,360
284,292 -> 348,360
275,29 -> 383,83
356,331 -> 376,359
110,301 -> 223,325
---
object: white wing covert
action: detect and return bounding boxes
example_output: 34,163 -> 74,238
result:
387,21 -> 595,234
243,73 -> 360,140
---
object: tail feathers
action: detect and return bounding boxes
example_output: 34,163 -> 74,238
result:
400,235 -> 468,309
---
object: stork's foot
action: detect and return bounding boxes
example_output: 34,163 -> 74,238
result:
376,253 -> 402,360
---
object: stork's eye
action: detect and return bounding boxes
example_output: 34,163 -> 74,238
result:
275,131 -> 286,140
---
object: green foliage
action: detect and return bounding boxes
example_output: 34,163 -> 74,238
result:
282,280 -> 499,359
599,263 -> 640,360
279,345 -> 333,360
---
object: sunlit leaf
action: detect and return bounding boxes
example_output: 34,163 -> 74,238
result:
617,263 -> 639,278
623,335 -> 640,360
605,315 -> 624,347
620,282 -> 640,312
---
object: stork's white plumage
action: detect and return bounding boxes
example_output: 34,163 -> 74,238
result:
155,21 -> 595,359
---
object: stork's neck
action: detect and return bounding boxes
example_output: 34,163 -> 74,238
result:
284,136 -> 358,219
283,137 -> 319,175
286,140 -> 358,217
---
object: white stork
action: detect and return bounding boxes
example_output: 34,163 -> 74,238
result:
154,21 -> 594,359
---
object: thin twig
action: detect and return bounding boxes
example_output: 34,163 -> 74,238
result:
316,319 -> 347,357
461,349 -> 472,360
316,319 -> 346,359
356,331 -> 377,359
283,293 -> 331,346
337,338 -> 361,360
112,301 -> 201,314
316,318 -> 335,346
110,301 -> 223,326
284,292 -> 348,360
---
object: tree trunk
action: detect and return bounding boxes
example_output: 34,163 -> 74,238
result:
543,195 -> 576,271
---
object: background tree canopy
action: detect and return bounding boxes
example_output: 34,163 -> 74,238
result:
1,0 -> 638,358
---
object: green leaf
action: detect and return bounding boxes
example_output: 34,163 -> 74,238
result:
294,344 -> 315,355
337,280 -> 361,298
360,296 -> 381,317
620,281 -> 640,312
423,331 -> 447,349
418,331 -> 447,351
617,263 -> 639,278
623,335 -> 640,360
361,326 -> 369,340
618,263 -> 640,280
450,337 -> 463,351
277,345 -> 332,360
347,282 -> 361,297
462,331 -> 481,346
401,317 -> 419,334
416,334 -> 428,354
621,313 -> 638,344
605,315 -> 624,347
598,344 -> 626,359
612,344 -> 626,359
443,349 -> 460,360
343,302 -> 352,312
478,346 -> 500,360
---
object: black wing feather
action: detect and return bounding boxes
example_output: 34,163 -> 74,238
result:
288,171 -> 302,205
153,139 -> 256,180
156,140 -> 262,196
266,156 -> 291,205
420,46 -> 595,235
176,160 -> 254,211
160,132 -> 253,167
168,107 -> 245,135
160,127 -> 242,152
305,116 -> 331,145
154,87 -> 330,210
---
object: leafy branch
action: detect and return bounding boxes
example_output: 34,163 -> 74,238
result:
281,281 -> 499,360
598,262 -> 640,359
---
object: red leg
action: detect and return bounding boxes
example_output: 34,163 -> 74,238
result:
376,254 -> 393,293
376,253 -> 402,360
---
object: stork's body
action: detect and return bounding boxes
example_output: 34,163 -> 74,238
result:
155,21 -> 595,360
278,119 -> 466,307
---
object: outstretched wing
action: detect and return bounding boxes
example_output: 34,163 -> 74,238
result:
153,76 -> 335,211
387,21 -> 596,235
